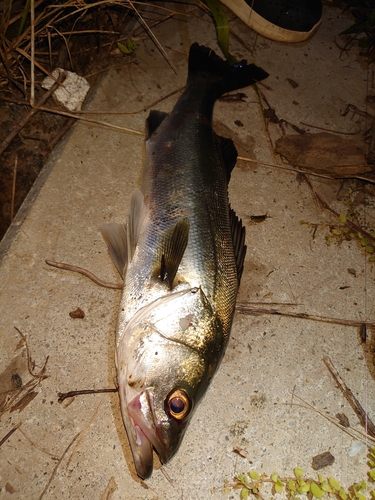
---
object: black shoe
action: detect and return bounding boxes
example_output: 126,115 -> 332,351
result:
221,0 -> 323,42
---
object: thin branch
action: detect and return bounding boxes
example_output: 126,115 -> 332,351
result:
66,398 -> 105,468
58,388 -> 117,403
38,106 -> 144,135
37,432 -> 81,500
303,174 -> 375,241
45,260 -> 374,329
323,356 -> 375,438
237,156 -> 375,184
235,303 -> 375,328
127,0 -> 177,74
30,0 -> 35,106
45,260 -> 122,289
0,422 -> 22,448
0,74 -> 65,157
10,155 -> 18,222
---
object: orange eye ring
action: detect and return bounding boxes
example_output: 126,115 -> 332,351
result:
166,389 -> 191,420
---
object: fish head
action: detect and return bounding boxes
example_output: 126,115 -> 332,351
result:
116,286 -> 224,479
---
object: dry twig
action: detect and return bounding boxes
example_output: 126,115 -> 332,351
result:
323,355 -> 375,438
37,432 -> 81,500
0,75 -> 65,156
46,259 -> 122,289
58,388 -> 117,403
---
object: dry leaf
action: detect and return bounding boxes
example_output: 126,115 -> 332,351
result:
275,132 -> 371,176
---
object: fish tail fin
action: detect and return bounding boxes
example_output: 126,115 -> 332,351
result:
187,43 -> 268,97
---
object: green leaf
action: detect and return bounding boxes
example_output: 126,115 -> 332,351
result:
370,256 -> 375,262
332,228 -> 341,235
18,0 -> 31,36
294,468 -> 305,479
339,214 -> 347,223
369,470 -> 375,480
371,491 -> 375,499
355,493 -> 366,500
241,486 -> 249,499
349,233 -> 355,239
297,484 -> 310,494
275,482 -> 283,494
311,482 -> 325,499
339,488 -> 348,500
288,480 -> 297,491
271,473 -> 278,482
203,0 -> 237,63
321,482 -> 332,492
117,39 -> 136,55
248,471 -> 260,480
329,478 -> 341,491
366,245 -> 374,254
237,473 -> 249,486
360,238 -> 368,247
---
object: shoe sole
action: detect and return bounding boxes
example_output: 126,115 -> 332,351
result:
221,0 -> 322,42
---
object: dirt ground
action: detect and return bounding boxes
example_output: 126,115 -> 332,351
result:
0,1 -> 138,241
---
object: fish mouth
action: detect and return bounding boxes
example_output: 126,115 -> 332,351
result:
123,389 -> 174,479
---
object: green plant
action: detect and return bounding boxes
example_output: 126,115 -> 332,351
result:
299,212 -> 375,263
228,447 -> 375,499
341,1 -> 375,63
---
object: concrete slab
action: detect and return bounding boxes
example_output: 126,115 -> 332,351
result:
1,3 -> 374,499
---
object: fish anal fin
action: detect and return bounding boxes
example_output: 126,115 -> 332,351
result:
146,110 -> 169,140
229,207 -> 246,285
153,218 -> 190,289
100,222 -> 128,278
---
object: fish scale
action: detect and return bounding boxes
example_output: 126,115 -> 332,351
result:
100,43 -> 268,479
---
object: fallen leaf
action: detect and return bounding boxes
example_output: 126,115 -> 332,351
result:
275,132 -> 370,176
69,307 -> 85,319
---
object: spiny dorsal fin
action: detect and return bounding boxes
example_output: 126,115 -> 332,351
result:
100,189 -> 146,278
145,110 -> 169,140
100,222 -> 128,278
153,218 -> 190,289
216,134 -> 238,182
229,207 -> 246,284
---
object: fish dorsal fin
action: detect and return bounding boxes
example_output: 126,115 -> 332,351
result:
145,110 -> 169,140
216,134 -> 238,182
153,218 -> 190,289
100,222 -> 128,278
229,207 -> 246,284
100,189 -> 146,278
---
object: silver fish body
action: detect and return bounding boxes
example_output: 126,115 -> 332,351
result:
101,43 -> 268,478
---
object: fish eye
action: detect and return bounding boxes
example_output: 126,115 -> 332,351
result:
166,389 -> 191,420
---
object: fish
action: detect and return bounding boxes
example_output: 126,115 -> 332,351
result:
100,43 -> 268,479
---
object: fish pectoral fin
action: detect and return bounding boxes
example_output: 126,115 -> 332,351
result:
100,221 -> 128,278
229,208 -> 246,285
153,218 -> 190,289
216,134 -> 238,183
145,110 -> 169,140
100,189 -> 146,278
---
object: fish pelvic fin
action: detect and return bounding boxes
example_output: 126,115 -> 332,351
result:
230,208 -> 246,285
152,218 -> 190,289
187,43 -> 269,98
100,188 -> 146,278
